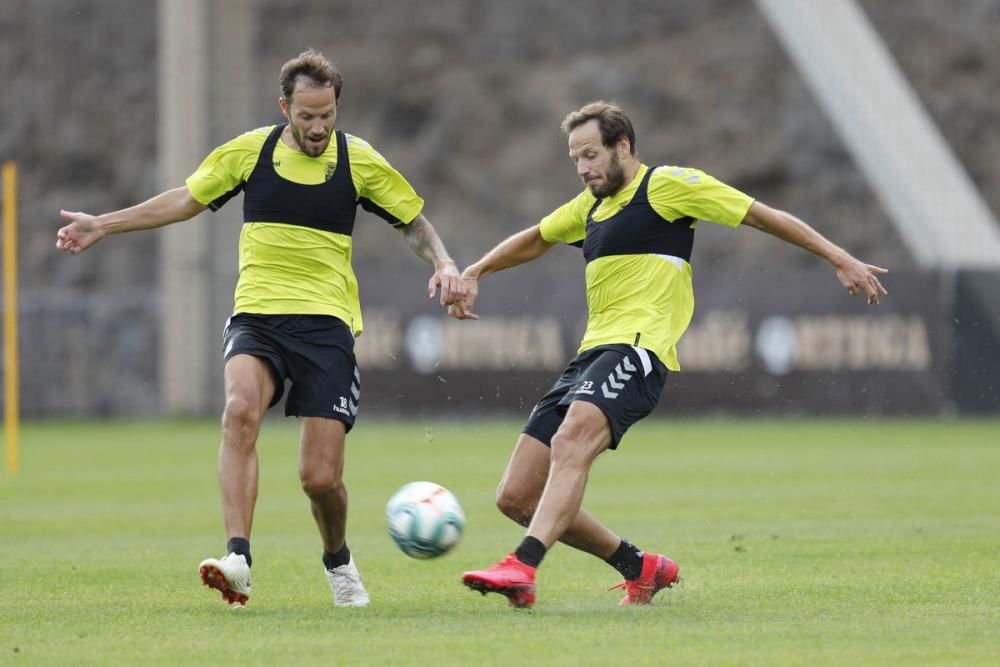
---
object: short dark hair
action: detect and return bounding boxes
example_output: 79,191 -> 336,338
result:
279,49 -> 343,102
561,101 -> 637,155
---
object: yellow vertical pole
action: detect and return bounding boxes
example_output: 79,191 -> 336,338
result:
3,161 -> 18,474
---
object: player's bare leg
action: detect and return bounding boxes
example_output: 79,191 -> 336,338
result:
497,433 -> 620,559
300,416 -> 368,607
299,417 -> 349,552
200,354 -> 274,605
528,402 -> 678,604
525,401 -> 611,547
463,403 -> 610,608
219,355 -> 273,540
465,401 -> 678,607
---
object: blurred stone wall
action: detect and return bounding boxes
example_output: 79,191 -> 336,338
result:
1,0 -> 997,416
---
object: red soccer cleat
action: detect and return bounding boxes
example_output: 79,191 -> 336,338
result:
610,552 -> 679,606
462,552 -> 537,609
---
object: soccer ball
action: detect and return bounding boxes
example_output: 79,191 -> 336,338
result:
385,481 -> 465,559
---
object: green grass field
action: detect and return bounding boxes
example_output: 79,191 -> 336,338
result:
2,418 -> 998,666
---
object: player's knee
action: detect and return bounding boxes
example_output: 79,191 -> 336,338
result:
496,483 -> 535,524
299,467 -> 345,500
222,395 -> 263,435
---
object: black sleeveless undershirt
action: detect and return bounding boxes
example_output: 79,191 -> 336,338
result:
579,166 -> 696,263
240,125 -> 359,235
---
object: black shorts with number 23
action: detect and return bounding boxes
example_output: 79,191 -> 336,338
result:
522,344 -> 668,450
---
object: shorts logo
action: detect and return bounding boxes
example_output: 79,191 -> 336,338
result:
333,368 -> 360,418
349,367 -> 360,415
601,356 -> 636,399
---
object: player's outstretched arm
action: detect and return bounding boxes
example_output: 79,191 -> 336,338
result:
57,186 -> 207,256
741,201 -> 888,305
448,224 -> 554,320
398,213 -> 465,307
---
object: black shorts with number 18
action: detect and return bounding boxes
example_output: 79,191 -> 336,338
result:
222,313 -> 360,430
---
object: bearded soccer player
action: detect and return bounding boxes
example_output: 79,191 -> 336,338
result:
56,49 -> 465,608
450,101 -> 887,609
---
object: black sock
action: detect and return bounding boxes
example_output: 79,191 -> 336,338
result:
606,539 -> 644,580
227,537 -> 252,568
513,536 -> 547,568
323,543 -> 351,571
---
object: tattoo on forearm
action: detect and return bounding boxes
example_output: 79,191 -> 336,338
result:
403,217 -> 450,266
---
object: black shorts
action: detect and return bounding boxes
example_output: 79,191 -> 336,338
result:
522,344 -> 668,450
222,313 -> 360,429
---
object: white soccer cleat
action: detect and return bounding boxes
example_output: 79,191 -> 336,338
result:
325,556 -> 370,607
199,553 -> 251,606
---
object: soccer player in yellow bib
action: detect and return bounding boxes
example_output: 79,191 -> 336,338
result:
56,50 -> 465,608
453,101 -> 887,609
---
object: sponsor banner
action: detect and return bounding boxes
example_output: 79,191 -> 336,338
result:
666,269 -> 949,415
11,269 -> 989,417
353,267 -> 953,416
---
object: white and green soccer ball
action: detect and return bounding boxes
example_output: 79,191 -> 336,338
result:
386,481 -> 465,559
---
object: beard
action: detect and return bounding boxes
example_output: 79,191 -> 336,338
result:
586,154 -> 626,198
291,124 -> 330,157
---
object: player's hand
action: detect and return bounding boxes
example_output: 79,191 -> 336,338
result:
448,273 -> 480,320
429,261 -> 466,307
56,210 -> 106,255
836,257 -> 888,305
